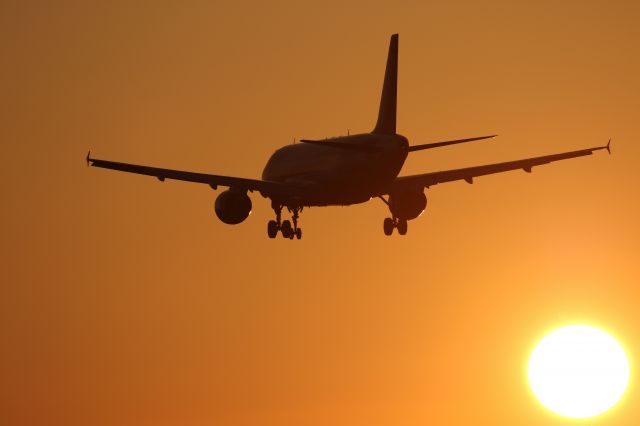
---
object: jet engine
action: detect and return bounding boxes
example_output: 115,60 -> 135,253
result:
389,191 -> 427,220
214,190 -> 252,224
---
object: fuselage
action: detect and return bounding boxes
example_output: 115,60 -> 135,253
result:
262,132 -> 409,206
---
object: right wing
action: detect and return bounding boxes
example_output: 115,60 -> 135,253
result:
87,153 -> 303,198
382,141 -> 611,194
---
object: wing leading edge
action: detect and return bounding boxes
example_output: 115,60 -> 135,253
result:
382,140 -> 611,194
87,153 -> 302,198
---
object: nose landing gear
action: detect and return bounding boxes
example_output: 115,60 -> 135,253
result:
267,202 -> 303,240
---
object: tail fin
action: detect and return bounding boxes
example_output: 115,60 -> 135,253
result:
373,34 -> 398,135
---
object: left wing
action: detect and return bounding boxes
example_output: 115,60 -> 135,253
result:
87,153 -> 303,198
381,141 -> 611,194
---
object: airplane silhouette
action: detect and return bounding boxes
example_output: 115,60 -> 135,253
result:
88,34 -> 610,239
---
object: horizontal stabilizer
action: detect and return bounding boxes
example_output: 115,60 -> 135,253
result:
408,135 -> 497,152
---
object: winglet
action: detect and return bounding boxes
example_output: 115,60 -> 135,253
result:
606,138 -> 611,154
86,150 -> 91,166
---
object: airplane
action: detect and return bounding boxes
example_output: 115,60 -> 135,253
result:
88,34 -> 610,239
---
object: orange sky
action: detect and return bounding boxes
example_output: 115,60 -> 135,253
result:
1,1 -> 639,425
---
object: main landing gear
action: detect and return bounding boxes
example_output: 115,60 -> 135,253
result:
267,202 -> 303,240
379,195 -> 408,236
383,217 -> 408,236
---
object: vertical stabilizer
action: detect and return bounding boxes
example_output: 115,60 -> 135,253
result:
372,34 -> 398,135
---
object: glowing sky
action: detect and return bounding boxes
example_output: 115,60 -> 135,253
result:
1,1 -> 639,425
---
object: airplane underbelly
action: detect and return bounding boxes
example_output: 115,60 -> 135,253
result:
286,162 -> 391,206
262,143 -> 403,206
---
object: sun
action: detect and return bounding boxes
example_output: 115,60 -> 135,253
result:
528,325 -> 630,418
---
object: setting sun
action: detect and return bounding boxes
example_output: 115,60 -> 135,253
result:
528,325 -> 630,419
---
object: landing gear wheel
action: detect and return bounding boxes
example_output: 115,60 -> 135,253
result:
397,219 -> 408,235
295,228 -> 302,240
383,218 -> 394,236
281,220 -> 293,239
267,220 -> 279,238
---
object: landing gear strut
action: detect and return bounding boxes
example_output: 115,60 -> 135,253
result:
289,207 -> 303,240
267,201 -> 303,240
379,196 -> 408,236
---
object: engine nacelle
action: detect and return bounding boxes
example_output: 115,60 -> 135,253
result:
214,190 -> 252,224
389,191 -> 427,220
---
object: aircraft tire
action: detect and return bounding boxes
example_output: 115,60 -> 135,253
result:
267,220 -> 279,238
281,220 -> 293,238
397,219 -> 408,235
383,218 -> 394,236
295,228 -> 302,240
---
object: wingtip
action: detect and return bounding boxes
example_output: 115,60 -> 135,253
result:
86,150 -> 91,166
606,138 -> 612,154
